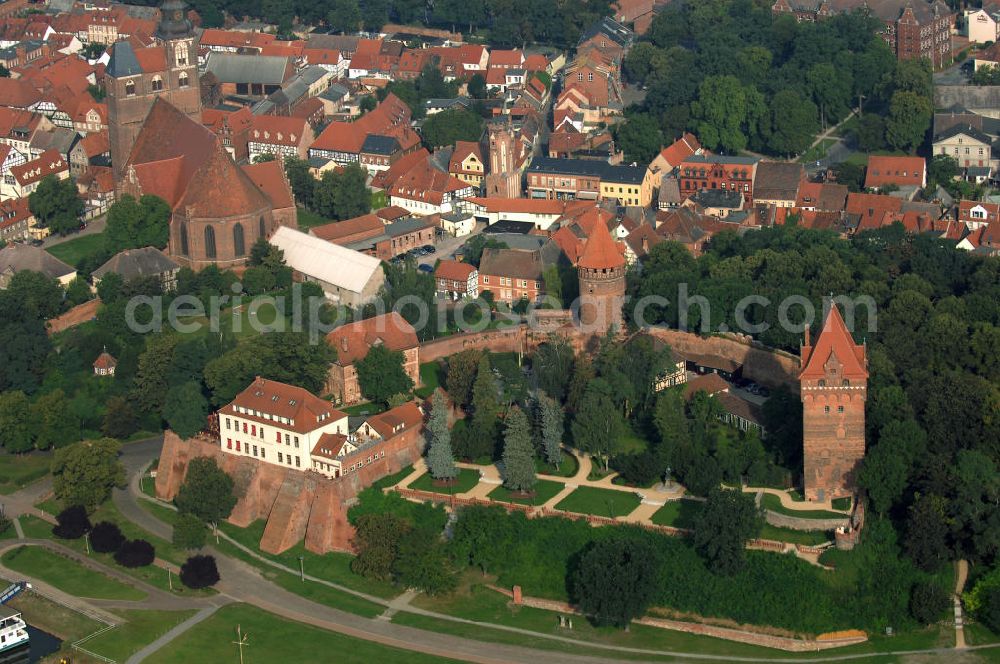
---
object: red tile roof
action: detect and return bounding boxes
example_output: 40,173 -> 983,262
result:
310,213 -> 384,242
577,210 -> 625,269
227,376 -> 346,435
448,140 -> 484,175
864,155 -> 926,189
310,92 -> 410,153
657,132 -> 701,169
93,351 -> 117,370
241,160 -> 294,209
11,149 -> 67,186
326,312 -> 419,366
435,259 -> 476,281
362,401 -> 424,439
488,49 -> 523,68
800,306 -> 867,381
249,115 -> 307,147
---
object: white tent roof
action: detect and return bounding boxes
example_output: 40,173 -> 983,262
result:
269,226 -> 382,294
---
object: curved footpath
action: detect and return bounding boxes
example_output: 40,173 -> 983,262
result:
5,438 -> 999,663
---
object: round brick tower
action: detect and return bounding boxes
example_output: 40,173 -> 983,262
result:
577,217 -> 626,334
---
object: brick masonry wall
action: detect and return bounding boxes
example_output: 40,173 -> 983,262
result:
155,424 -> 425,555
764,509 -> 848,532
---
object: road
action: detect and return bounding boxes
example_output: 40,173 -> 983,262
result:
8,438 -> 1000,663
934,61 -> 970,87
802,110 -> 857,176
40,214 -> 106,249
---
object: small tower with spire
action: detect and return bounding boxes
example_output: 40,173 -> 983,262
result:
576,217 -> 626,334
799,305 -> 868,502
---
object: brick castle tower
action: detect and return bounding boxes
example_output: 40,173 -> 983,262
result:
799,305 -> 868,502
577,218 -> 625,334
484,121 -> 520,198
106,0 -> 201,185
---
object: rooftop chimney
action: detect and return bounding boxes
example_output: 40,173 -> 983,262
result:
803,323 -> 811,348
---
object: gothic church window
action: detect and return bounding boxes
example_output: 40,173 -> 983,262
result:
179,224 -> 188,255
233,223 -> 245,257
175,43 -> 188,67
205,225 -> 216,259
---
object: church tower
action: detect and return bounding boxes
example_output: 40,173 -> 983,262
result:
107,0 -> 201,184
484,121 -> 521,198
577,218 -> 626,334
799,305 -> 868,502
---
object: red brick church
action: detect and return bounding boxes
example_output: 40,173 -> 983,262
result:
800,305 -> 868,502
105,0 -> 296,269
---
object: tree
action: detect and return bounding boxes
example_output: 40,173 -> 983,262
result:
468,73 -> 487,99
972,64 -> 1000,86
421,109 -> 485,148
571,379 -> 622,471
173,512 -> 208,550
501,406 -> 535,493
904,494 -> 951,572
89,521 -> 125,553
833,161 -> 865,192
102,396 -> 140,439
355,344 -> 414,406
886,90 -> 931,151
462,235 -> 508,268
426,392 -> 457,479
534,338 -> 574,402
0,391 -> 34,453
52,505 -> 91,539
445,349 -> 482,407
565,354 -> 595,414
613,113 -> 663,164
51,438 -> 125,510
327,0 -> 361,33
855,114 -> 886,152
909,581 -> 949,625
857,419 -> 925,514
31,389 -> 78,450
115,539 -> 155,568
180,555 -> 220,588
104,195 -> 170,253
466,354 -> 499,459
351,512 -> 409,580
692,487 -> 763,575
768,89 -> 818,156
163,381 -> 209,439
537,394 -> 564,468
689,76 -> 760,153
392,526 -> 456,595
359,94 -> 377,113
65,277 -> 94,306
573,537 -> 658,628
29,175 -> 83,236
174,457 -> 237,528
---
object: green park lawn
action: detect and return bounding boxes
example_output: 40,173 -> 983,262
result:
1,546 -> 146,601
488,479 -> 564,506
46,232 -> 107,267
83,609 -> 197,662
408,468 -> 480,495
758,524 -> 832,546
534,450 -> 579,478
798,138 -> 836,164
7,591 -> 104,662
146,603 -> 464,664
340,402 -> 387,417
761,494 -> 846,520
295,207 -> 332,230
651,499 -> 704,529
831,497 -> 852,511
554,486 -> 641,518
0,452 -> 51,494
371,464 -> 414,490
414,361 -> 444,399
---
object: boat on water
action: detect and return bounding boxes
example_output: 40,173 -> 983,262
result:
0,606 -> 29,654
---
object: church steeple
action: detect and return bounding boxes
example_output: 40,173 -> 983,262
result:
156,0 -> 193,41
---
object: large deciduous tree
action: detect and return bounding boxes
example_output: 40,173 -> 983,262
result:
163,381 -> 210,439
573,537 -> 658,627
29,175 -> 83,237
886,90 -> 931,151
570,378 -> 622,471
692,487 -> 763,575
420,109 -> 485,148
356,344 -> 414,406
51,438 -> 125,510
174,457 -> 237,528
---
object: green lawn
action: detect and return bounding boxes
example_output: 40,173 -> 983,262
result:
415,361 -> 444,398
761,494 -> 846,520
408,468 -> 480,495
831,497 -> 852,511
371,190 -> 389,210
146,603 -> 465,664
46,232 -> 107,267
84,609 -> 197,662
651,499 -> 704,529
370,464 -> 414,491
7,591 -> 104,662
535,450 -> 579,478
295,206 -> 332,230
0,452 -> 51,494
554,486 -> 642,518
217,519 -> 398,600
817,547 -> 852,568
340,402 -> 387,417
617,424 -> 650,456
758,524 -> 832,546
2,546 -> 146,601
19,515 -> 54,539
36,497 -> 59,516
488,479 -> 564,506
798,138 -> 836,164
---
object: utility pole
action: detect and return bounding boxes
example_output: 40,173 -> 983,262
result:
232,625 -> 249,664
84,532 -> 90,555
167,568 -> 173,591
298,556 -> 305,582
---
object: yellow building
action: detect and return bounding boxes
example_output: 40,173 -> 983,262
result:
448,140 -> 486,188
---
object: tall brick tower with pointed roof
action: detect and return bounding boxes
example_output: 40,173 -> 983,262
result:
800,305 -> 868,502
577,217 -> 626,334
106,0 -> 200,184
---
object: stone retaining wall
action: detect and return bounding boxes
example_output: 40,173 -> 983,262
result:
764,509 -> 849,532
485,585 -> 867,652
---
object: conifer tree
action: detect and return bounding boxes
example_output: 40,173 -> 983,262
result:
426,391 -> 457,481
502,407 -> 536,493
537,394 -> 564,469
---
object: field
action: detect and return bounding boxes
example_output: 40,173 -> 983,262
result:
488,479 -> 564,506
553,486 -> 641,518
408,468 -> 480,494
651,499 -> 704,529
83,609 -> 197,662
46,232 -> 107,267
145,603 -> 465,664
1,545 -> 146,601
0,452 -> 51,494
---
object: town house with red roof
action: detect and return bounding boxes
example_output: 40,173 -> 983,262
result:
958,199 -> 1000,230
309,93 -> 415,169
325,312 -> 420,405
2,148 -> 68,200
863,155 -> 927,190
247,115 -> 310,161
678,154 -> 759,203
435,259 -> 478,299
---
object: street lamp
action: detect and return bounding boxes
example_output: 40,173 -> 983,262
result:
298,556 -> 305,582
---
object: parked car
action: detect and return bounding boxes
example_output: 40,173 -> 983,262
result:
417,264 -> 434,273
421,244 -> 436,254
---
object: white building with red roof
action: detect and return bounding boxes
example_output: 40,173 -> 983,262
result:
435,259 -> 478,299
